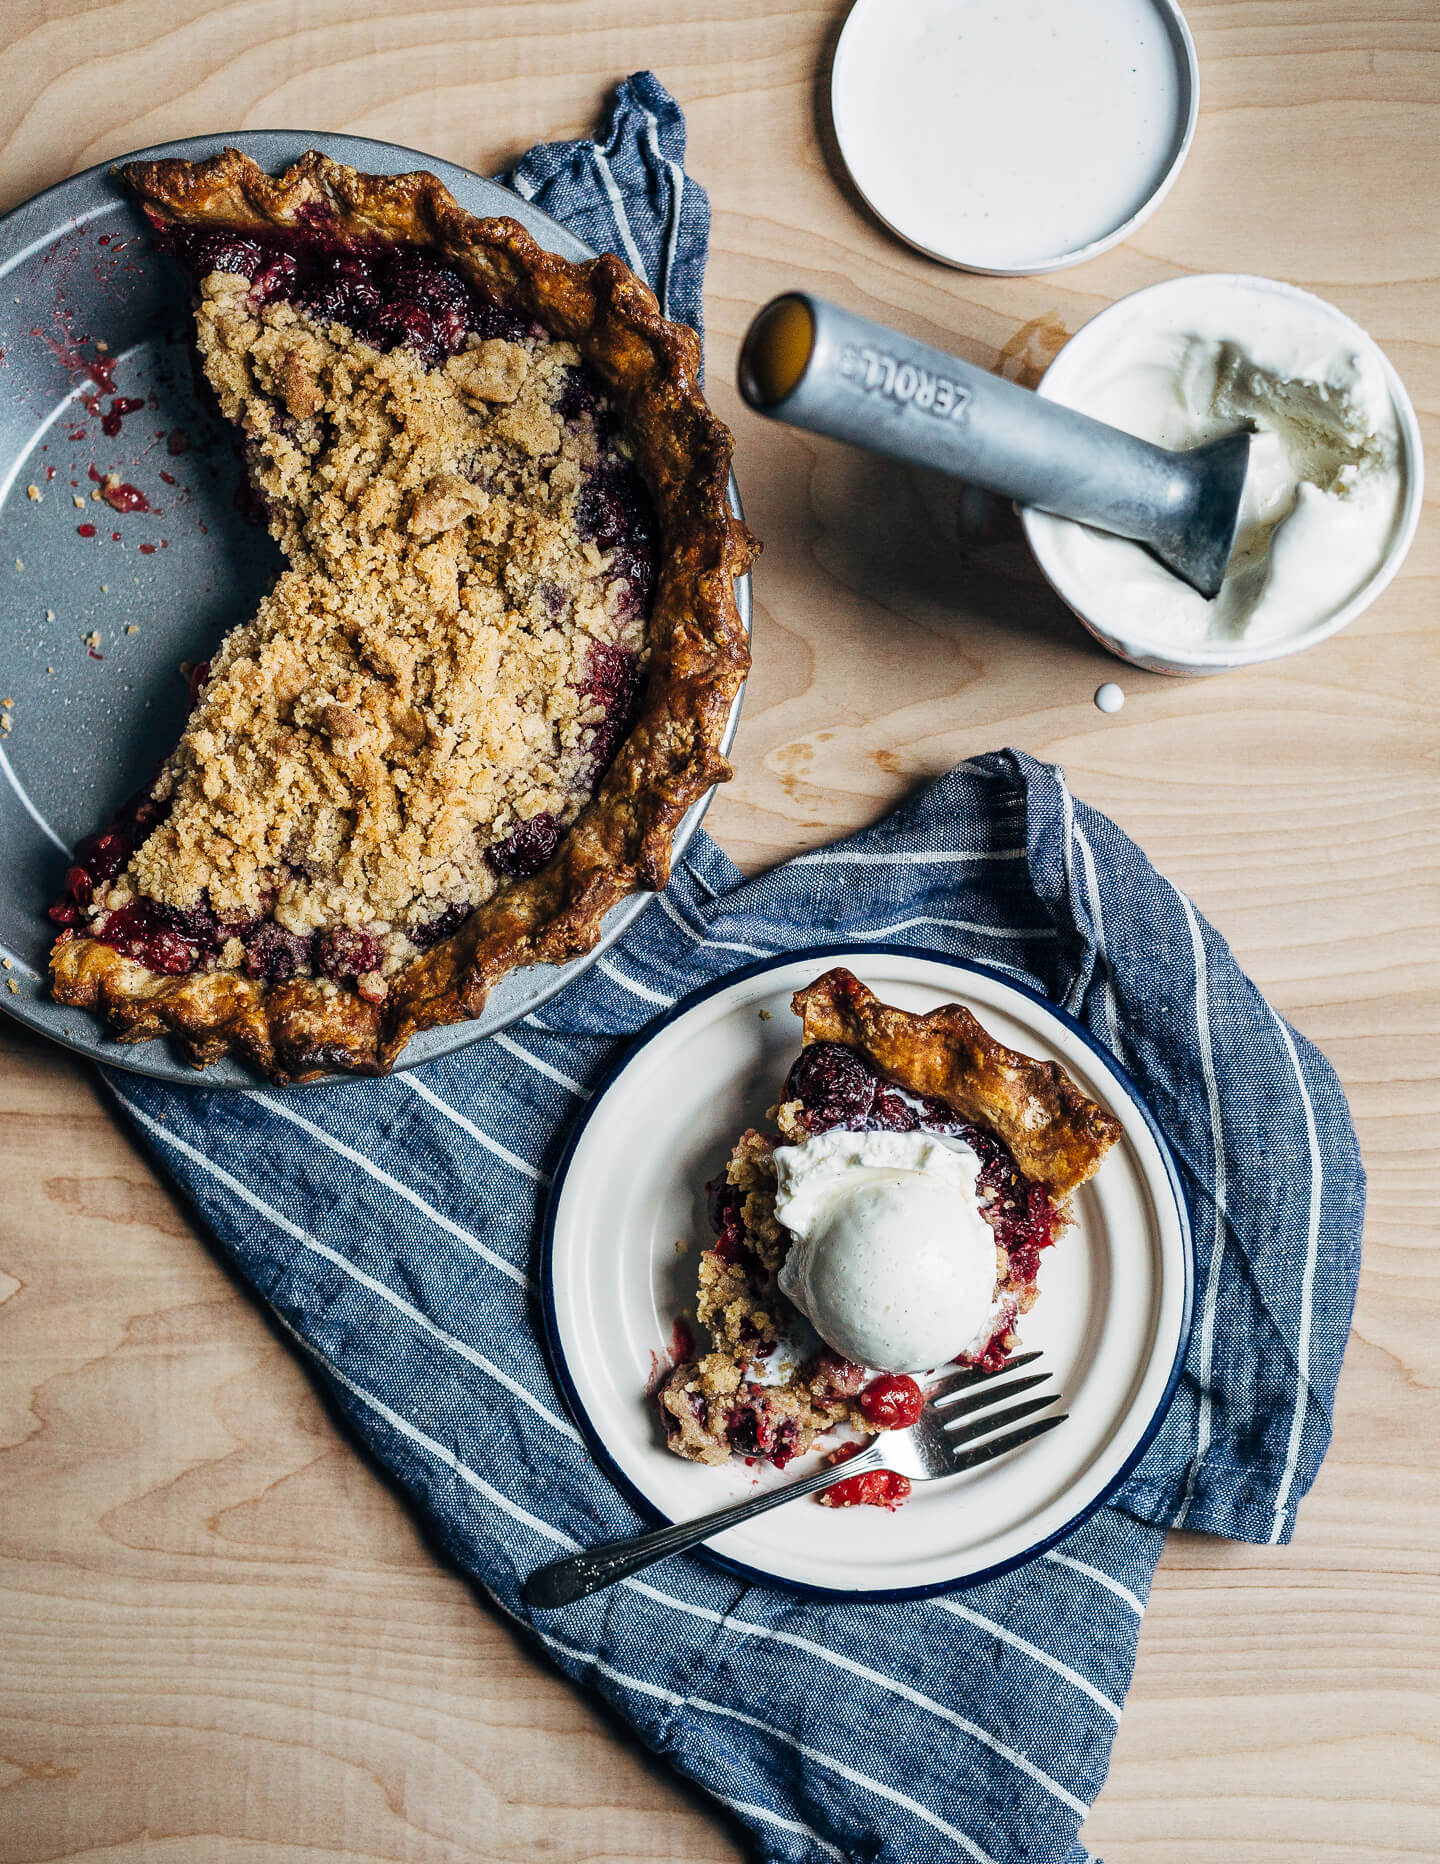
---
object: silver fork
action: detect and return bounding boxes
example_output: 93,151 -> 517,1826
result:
524,1354 -> 1064,1609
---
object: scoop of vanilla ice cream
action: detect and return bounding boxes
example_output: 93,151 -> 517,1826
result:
773,1128 -> 1002,1374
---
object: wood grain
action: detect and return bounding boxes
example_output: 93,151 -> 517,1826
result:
1,2 -> 1437,1859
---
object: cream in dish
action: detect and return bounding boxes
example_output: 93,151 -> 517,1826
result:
1028,277 -> 1407,656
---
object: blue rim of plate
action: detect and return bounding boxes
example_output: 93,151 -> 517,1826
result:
539,941 -> 1196,1602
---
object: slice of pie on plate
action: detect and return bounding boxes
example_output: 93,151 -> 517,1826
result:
48,150 -> 754,1082
658,967 -> 1122,1506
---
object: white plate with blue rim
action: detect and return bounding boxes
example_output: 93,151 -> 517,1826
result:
542,944 -> 1193,1599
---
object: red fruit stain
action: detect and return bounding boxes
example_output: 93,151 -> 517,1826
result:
76,523 -> 96,537
159,471 -> 176,485
100,395 -> 145,437
36,317 -> 119,396
139,543 -> 156,555
818,1442 -> 912,1510
671,1317 -> 696,1364
101,481 -> 149,514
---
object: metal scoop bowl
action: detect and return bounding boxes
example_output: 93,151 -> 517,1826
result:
738,293 -> 1251,601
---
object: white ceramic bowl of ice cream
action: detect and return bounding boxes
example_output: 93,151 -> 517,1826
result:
1020,274 -> 1424,676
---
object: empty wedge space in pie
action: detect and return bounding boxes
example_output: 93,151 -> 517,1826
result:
48,150 -> 755,1083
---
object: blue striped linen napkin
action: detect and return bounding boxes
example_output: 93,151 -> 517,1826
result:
100,81 -> 1365,1864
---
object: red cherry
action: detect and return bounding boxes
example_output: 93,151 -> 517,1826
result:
859,1373 -> 925,1431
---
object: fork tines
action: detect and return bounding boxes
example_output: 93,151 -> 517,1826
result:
932,1367 -> 1053,1423
922,1352 -> 1066,1462
924,1350 -> 1043,1405
942,1389 -> 1060,1445
948,1411 -> 1066,1475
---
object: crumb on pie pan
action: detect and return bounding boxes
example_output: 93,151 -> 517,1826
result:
0,132 -> 753,1088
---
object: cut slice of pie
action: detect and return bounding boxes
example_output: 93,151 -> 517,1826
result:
658,967 -> 1122,1501
49,150 -> 754,1082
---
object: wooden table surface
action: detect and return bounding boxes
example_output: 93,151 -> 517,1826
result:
2,3 -> 1437,1860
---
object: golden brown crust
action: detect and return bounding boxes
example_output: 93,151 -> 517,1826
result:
790,967 -> 1123,1198
50,149 -> 756,1082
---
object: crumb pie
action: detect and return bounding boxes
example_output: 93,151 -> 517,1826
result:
658,968 -> 1121,1506
48,150 -> 754,1082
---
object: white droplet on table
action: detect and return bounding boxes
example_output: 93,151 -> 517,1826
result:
1094,682 -> 1126,713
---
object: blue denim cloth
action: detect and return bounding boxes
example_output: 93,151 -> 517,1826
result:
104,82 -> 1365,1864
506,70 -> 711,350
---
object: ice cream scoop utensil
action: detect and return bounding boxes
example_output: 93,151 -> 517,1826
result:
738,292 -> 1251,601
523,1355 -> 1065,1608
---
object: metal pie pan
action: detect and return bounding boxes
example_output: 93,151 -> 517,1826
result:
0,131 -> 750,1088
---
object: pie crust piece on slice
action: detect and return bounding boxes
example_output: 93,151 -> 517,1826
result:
788,966 -> 1121,1200
49,150 -> 755,1082
657,966 -> 1123,1493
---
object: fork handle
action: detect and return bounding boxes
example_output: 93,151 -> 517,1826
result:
523,1442 -> 887,1609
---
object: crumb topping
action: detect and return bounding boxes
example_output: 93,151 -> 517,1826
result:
107,273 -> 653,976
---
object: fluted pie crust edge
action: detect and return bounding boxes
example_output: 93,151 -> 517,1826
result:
790,968 -> 1123,1199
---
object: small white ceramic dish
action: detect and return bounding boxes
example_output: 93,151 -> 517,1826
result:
542,947 -> 1193,1599
829,0 -> 1199,276
1021,274 -> 1425,676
